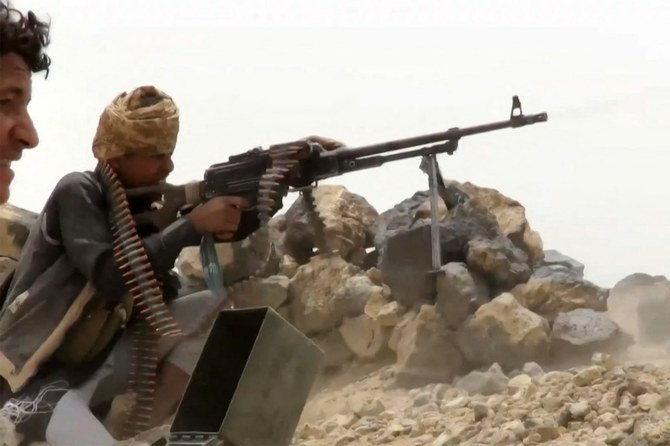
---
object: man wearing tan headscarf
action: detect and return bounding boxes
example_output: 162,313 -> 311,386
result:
0,85 -> 343,444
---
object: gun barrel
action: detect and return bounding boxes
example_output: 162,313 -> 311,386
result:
323,111 -> 547,162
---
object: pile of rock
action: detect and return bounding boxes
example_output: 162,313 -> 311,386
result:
1,179 -> 657,446
177,182 -> 631,384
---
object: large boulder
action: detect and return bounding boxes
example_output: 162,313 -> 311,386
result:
176,226 -> 278,285
288,255 -> 360,335
510,265 -> 608,322
454,363 -> 509,396
635,281 -> 670,344
466,236 -> 531,293
376,224 -> 434,308
338,314 -> 390,360
226,275 -> 289,309
377,200 -> 499,307
455,181 -> 544,266
434,262 -> 489,329
311,330 -> 354,370
608,274 -> 670,344
271,185 -> 378,265
456,293 -> 551,370
0,203 -> 37,260
392,305 -> 464,387
612,272 -> 668,294
550,309 -> 634,366
373,187 -> 470,249
332,275 -> 386,318
541,249 -> 585,279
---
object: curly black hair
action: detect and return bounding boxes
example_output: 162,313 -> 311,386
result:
0,0 -> 51,77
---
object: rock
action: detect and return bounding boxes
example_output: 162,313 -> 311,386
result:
551,309 -> 634,364
608,274 -> 669,341
625,415 -> 670,445
376,196 -> 500,307
377,223 -> 435,307
572,365 -> 605,386
365,294 -> 401,327
273,185 -> 378,265
456,293 -> 551,370
435,262 -> 489,329
289,256 -> 360,335
473,402 -> 489,421
635,281 -> 670,344
279,255 -> 299,278
454,363 -> 509,396
394,305 -> 464,387
411,389 -> 432,407
507,374 -> 533,395
339,314 -> 389,359
466,236 -> 531,292
606,430 -> 627,445
176,225 -> 278,285
521,362 -> 545,378
388,310 -> 416,353
541,249 -> 585,278
333,275 -> 384,318
530,424 -> 560,442
637,393 -> 662,411
414,196 -> 449,221
592,352 -> 616,371
613,273 -> 668,293
366,267 -> 384,286
455,181 -> 544,265
374,186 -> 471,248
504,419 -> 526,436
568,401 -> 591,420
334,433 -> 357,446
226,275 -> 289,308
299,423 -> 326,439
511,265 -> 608,322
312,330 -> 354,369
0,203 -> 36,260
597,413 -> 618,429
442,395 -> 469,410
352,398 -> 386,417
541,396 -> 564,412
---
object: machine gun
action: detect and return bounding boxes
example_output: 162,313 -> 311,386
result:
127,96 -> 547,236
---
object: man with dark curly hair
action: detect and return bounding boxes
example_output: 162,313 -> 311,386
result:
0,0 -> 50,204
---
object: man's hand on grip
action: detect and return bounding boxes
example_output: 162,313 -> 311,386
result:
188,196 -> 250,240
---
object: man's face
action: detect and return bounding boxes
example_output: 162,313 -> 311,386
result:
0,53 -> 39,204
108,153 -> 174,189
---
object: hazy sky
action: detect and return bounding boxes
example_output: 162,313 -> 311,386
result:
10,0 -> 670,288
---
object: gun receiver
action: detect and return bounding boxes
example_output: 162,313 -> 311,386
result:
127,96 -> 547,230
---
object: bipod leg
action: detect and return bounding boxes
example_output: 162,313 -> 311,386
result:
420,155 -> 443,275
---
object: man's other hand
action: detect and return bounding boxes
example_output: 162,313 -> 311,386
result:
303,135 -> 346,151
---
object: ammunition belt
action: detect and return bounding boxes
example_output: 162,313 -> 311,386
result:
256,142 -> 330,255
97,161 -> 183,438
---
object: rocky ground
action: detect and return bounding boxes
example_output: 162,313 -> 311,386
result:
292,352 -> 670,446
288,281 -> 670,446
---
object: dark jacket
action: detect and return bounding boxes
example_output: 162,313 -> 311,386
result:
0,170 -> 260,392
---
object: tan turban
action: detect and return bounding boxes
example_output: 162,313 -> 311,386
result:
92,85 -> 180,160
